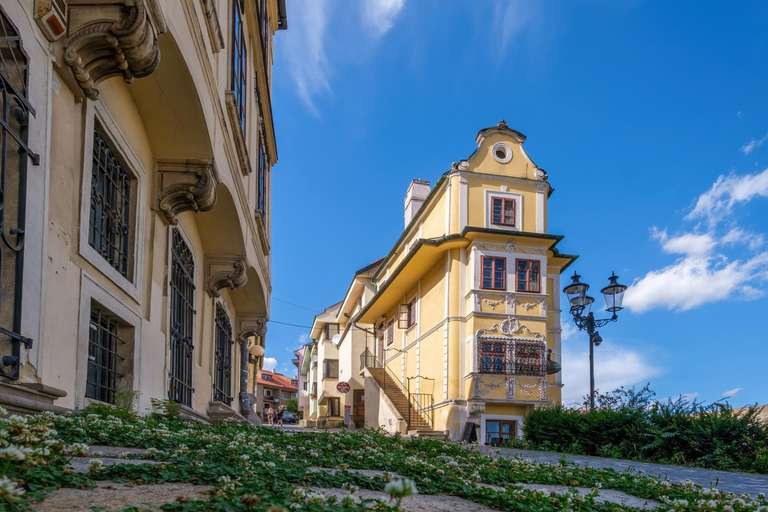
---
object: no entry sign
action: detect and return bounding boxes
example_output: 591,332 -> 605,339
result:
336,381 -> 351,394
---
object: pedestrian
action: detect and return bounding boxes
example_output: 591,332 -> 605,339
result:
276,405 -> 284,427
266,405 -> 275,426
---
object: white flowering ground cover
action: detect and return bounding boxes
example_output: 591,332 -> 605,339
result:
1,405 -> 767,511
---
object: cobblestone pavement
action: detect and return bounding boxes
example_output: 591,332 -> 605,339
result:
475,446 -> 768,497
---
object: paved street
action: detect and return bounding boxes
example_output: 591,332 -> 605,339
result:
476,446 -> 768,497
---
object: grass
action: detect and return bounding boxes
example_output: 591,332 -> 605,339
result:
0,403 -> 766,511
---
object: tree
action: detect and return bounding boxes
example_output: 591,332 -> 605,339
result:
285,397 -> 299,415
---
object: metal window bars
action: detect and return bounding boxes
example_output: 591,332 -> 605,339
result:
86,309 -> 125,404
0,8 -> 35,380
213,304 -> 233,405
89,130 -> 131,277
477,336 -> 546,377
168,229 -> 195,407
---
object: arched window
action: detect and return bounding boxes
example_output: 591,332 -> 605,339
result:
213,304 -> 233,405
0,7 -> 35,380
169,229 -> 195,406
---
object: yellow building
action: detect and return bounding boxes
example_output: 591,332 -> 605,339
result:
342,121 -> 577,441
0,0 -> 286,423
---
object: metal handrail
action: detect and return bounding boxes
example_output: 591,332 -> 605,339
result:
361,350 -> 433,429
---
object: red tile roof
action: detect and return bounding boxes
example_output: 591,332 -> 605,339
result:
257,370 -> 298,391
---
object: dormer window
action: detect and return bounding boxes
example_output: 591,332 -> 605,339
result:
491,197 -> 516,227
263,374 -> 272,381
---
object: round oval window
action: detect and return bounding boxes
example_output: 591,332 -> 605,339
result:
492,143 -> 512,163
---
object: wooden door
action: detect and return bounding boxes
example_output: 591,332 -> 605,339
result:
353,389 -> 365,419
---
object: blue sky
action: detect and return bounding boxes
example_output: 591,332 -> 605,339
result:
265,0 -> 768,407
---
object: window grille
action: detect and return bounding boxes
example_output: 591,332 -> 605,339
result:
213,304 -> 233,405
477,336 -> 545,377
0,7 -> 34,380
169,229 -> 195,406
89,129 -> 132,277
232,0 -> 247,135
86,309 -> 125,404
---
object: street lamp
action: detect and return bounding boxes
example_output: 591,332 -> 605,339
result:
563,271 -> 627,411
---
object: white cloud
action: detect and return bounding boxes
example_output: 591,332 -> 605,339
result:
629,167 -> 768,313
282,0 -> 332,115
679,392 -> 700,401
362,0 -> 406,36
624,253 -> 768,313
560,337 -> 661,406
686,167 -> 768,223
498,0 -> 538,55
722,387 -> 742,398
741,132 -> 768,155
262,357 -> 278,372
658,231 -> 716,256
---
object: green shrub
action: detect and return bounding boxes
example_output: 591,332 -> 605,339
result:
523,385 -> 768,474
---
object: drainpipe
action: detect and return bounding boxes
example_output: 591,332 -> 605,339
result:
239,339 -> 250,419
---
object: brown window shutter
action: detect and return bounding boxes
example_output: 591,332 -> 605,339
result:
398,304 -> 409,329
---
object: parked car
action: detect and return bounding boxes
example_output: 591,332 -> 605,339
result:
282,412 -> 298,424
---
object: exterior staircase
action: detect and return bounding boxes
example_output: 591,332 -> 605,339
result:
367,367 -> 432,431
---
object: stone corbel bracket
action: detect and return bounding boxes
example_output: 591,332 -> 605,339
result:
205,256 -> 248,298
154,159 -> 218,225
237,315 -> 268,343
64,0 -> 167,100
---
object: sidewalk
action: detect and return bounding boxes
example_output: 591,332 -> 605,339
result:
475,446 -> 768,497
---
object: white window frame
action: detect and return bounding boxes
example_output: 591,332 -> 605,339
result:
480,414 -> 524,444
78,101 -> 146,303
75,271 -> 143,411
484,189 -> 522,232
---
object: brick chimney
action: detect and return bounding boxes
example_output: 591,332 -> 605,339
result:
404,179 -> 431,227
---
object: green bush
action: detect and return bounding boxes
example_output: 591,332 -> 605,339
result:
523,385 -> 768,474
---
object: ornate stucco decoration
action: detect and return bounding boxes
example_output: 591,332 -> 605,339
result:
472,240 -> 546,255
506,377 -> 515,399
534,168 -> 548,181
64,0 -> 166,100
467,401 -> 486,417
472,375 -> 504,398
154,159 -> 218,225
204,256 -> 248,298
475,293 -> 514,311
477,316 -> 545,340
237,315 -> 268,343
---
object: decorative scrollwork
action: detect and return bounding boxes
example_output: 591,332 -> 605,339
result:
64,0 -> 164,100
204,256 -> 248,298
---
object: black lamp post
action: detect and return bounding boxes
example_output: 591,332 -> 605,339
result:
563,272 -> 627,411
